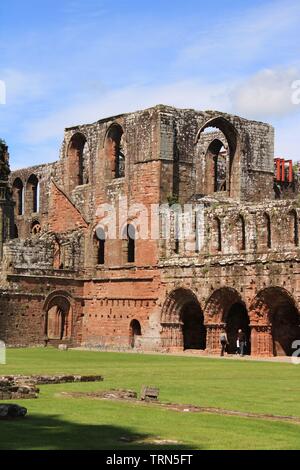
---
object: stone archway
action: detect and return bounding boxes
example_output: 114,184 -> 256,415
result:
44,294 -> 72,343
225,303 -> 250,354
129,319 -> 142,348
181,302 -> 206,350
196,117 -> 240,199
161,288 -> 206,351
204,287 -> 246,354
249,287 -> 300,356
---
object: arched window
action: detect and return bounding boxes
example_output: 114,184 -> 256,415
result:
12,178 -> 24,216
289,210 -> 298,247
196,118 -> 238,198
123,224 -> 135,263
237,215 -> 246,251
26,174 -> 39,214
67,133 -> 88,190
95,227 -> 106,265
263,213 -> 272,249
106,124 -> 125,179
205,138 -> 228,193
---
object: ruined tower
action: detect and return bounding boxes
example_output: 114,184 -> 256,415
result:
0,141 -> 14,259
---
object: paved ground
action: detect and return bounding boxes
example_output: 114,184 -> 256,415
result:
74,347 -> 299,364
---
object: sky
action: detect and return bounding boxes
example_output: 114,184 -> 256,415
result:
1,0 -> 300,169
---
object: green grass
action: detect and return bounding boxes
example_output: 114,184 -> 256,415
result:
0,348 -> 300,450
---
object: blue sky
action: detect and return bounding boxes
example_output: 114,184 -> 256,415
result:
1,0 -> 300,168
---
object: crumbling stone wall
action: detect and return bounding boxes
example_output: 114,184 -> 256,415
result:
0,105 -> 299,356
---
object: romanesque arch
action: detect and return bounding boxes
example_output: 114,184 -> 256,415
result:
161,288 -> 206,351
204,287 -> 250,354
249,287 -> 300,356
44,292 -> 73,343
129,319 -> 142,348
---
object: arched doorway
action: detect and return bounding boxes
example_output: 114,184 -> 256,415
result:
46,296 -> 72,342
250,287 -> 300,356
272,303 -> 300,356
204,287 -> 247,355
181,302 -> 206,350
225,303 -> 250,354
129,319 -> 141,348
161,289 -> 206,351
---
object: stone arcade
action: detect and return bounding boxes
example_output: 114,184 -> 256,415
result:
0,105 -> 300,357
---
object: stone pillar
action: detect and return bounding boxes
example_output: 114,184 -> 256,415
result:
161,322 -> 183,351
0,181 -> 14,260
205,323 -> 226,355
250,324 -> 273,357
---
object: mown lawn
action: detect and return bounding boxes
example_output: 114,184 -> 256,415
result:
0,348 -> 299,450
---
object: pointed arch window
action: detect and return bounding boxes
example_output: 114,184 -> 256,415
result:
13,178 -> 24,216
106,124 -> 125,179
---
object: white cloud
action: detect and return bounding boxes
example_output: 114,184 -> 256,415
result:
21,79 -> 233,144
19,65 -> 300,167
231,66 -> 300,119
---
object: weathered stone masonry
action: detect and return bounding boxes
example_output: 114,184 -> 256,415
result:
0,105 -> 299,356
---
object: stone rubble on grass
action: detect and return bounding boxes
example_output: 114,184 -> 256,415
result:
0,374 -> 104,399
0,378 -> 39,399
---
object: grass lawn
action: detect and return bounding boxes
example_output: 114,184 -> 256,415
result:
0,348 -> 300,450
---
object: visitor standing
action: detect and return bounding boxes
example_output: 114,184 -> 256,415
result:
237,329 -> 246,356
220,331 -> 228,357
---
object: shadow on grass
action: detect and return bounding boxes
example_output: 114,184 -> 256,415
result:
0,413 -> 197,450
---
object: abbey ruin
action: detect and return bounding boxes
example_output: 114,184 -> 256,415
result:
0,105 -> 300,356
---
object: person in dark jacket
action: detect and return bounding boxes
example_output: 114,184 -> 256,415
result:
237,329 -> 246,356
220,331 -> 228,357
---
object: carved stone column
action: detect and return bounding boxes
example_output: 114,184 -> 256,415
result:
161,322 -> 183,351
250,324 -> 273,357
205,323 -> 226,355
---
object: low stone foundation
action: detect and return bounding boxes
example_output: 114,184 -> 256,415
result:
0,374 -> 104,399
